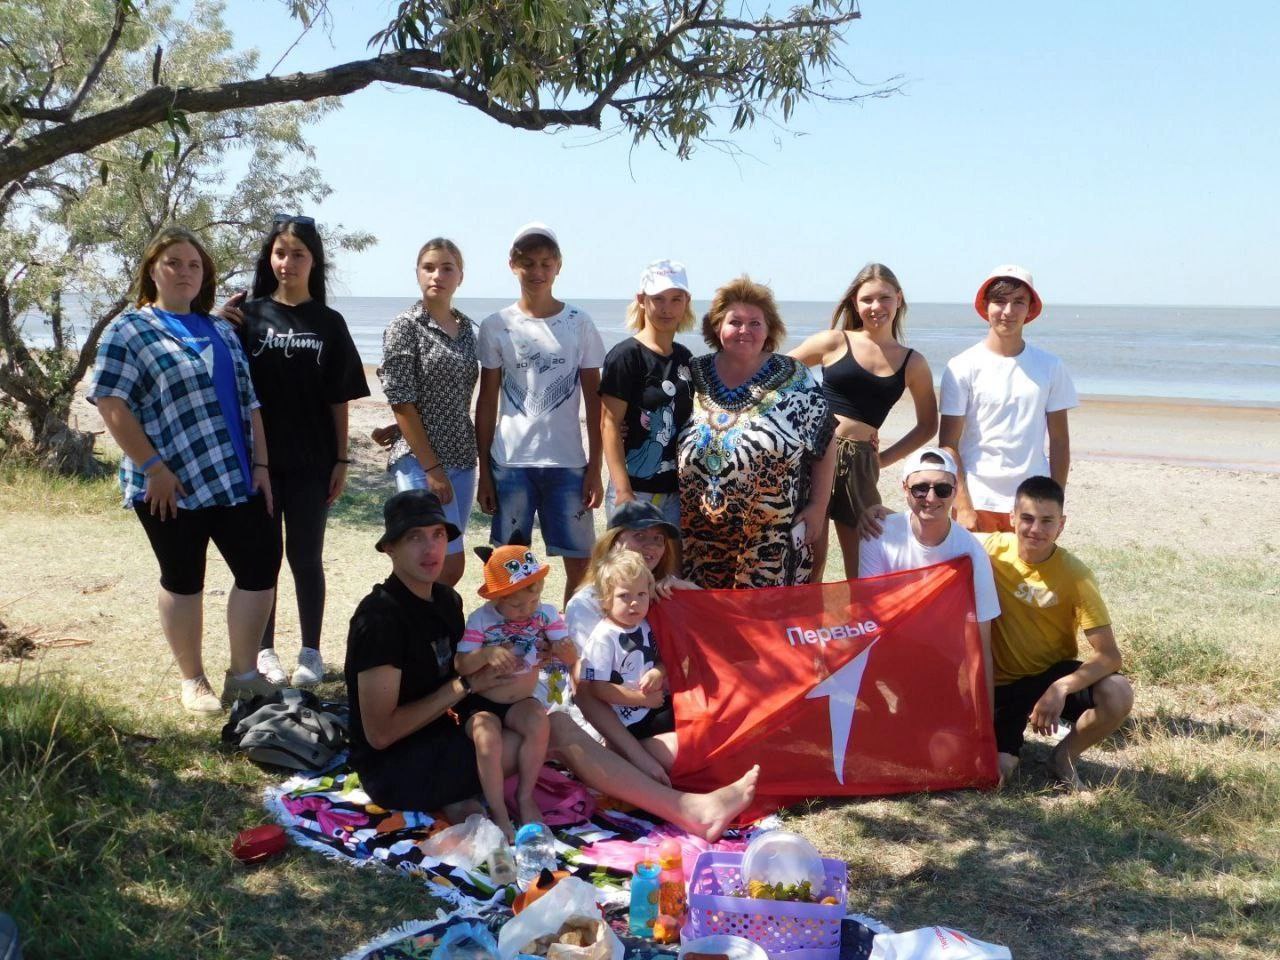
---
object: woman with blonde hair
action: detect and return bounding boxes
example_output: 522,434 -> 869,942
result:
789,263 -> 936,578
599,259 -> 696,526
89,226 -> 279,714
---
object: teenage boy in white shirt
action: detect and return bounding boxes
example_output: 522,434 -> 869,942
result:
475,223 -> 605,604
859,447 -> 1000,712
938,265 -> 1077,534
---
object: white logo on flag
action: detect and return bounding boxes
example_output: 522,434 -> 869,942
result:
805,639 -> 878,785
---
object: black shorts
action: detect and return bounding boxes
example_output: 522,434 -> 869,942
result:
993,660 -> 1099,757
626,702 -> 676,741
455,694 -> 536,725
133,496 -> 280,595
355,720 -> 482,812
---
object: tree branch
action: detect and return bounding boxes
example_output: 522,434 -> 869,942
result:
0,50 -> 444,185
64,0 -> 133,118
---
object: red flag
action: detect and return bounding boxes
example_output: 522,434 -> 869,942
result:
649,558 -> 998,821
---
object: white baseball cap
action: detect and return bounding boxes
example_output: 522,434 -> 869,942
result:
510,221 -> 558,249
639,259 -> 690,296
901,445 -> 959,480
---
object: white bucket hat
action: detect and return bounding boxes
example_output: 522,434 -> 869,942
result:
974,264 -> 1043,322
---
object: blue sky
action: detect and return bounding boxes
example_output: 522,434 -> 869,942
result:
222,1 -> 1279,306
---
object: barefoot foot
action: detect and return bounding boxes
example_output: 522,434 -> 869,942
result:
440,797 -> 485,824
682,764 -> 761,842
1048,741 -> 1082,791
517,795 -> 545,828
997,752 -> 1020,789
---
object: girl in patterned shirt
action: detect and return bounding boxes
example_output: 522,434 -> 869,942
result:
375,239 -> 479,586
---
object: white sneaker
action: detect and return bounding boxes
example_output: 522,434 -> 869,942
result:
292,648 -> 325,686
256,648 -> 288,685
180,675 -> 223,715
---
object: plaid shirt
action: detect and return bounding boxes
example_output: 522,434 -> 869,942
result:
89,307 -> 261,509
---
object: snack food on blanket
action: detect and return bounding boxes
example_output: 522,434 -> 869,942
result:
522,917 -> 610,960
744,879 -> 815,902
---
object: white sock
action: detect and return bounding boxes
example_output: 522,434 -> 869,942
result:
181,675 -> 208,691
234,669 -> 260,682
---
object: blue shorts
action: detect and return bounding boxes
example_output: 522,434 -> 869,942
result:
604,482 -> 681,528
490,462 -> 596,557
391,456 -> 477,556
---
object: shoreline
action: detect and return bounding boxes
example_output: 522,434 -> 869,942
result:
354,364 -> 1280,473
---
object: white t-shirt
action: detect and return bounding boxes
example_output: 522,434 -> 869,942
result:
859,513 -> 1001,623
477,303 -> 605,468
581,617 -> 661,727
564,586 -> 604,653
939,341 -> 1077,512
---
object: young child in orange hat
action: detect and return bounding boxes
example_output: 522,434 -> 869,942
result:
455,543 -> 578,840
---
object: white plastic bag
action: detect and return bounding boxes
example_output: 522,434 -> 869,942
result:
417,813 -> 506,872
497,877 -> 623,960
869,926 -> 1011,960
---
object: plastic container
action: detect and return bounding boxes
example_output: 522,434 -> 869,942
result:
514,822 -> 557,890
740,830 -> 825,893
678,934 -> 770,960
630,860 -> 661,936
488,843 -> 517,886
658,837 -> 688,923
685,850 -> 846,960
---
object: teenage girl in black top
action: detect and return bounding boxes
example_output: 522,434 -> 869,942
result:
232,216 -> 370,686
789,263 -> 937,579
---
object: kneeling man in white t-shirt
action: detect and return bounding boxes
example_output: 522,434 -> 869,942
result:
859,447 -> 1001,712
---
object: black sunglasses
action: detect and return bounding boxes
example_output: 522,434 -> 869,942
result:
908,481 -> 955,499
272,213 -> 316,227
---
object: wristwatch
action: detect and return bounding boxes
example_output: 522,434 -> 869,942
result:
458,674 -> 473,695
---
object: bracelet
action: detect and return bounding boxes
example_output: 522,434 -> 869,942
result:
252,462 -> 270,470
139,454 -> 162,473
336,458 -> 352,464
422,461 -> 441,473
457,674 -> 473,695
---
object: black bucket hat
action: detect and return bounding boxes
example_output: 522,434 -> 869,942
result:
375,489 -> 462,551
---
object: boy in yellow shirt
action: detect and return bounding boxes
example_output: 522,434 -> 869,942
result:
984,476 -> 1133,787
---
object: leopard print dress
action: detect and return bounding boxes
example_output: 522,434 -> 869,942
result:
678,353 -> 834,589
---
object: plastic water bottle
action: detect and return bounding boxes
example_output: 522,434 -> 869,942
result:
657,837 -> 687,923
514,822 -> 556,890
629,859 -> 661,936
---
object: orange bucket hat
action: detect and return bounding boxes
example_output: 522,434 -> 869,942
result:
974,264 -> 1043,323
476,544 -> 550,601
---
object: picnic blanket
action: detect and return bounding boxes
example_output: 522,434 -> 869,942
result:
264,766 -> 765,916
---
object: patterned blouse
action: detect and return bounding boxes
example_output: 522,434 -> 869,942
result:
678,353 -> 833,590
378,301 -> 478,470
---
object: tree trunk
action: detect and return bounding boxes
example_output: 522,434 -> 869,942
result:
34,411 -> 106,477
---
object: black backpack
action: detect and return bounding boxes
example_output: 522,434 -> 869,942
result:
220,689 -> 348,772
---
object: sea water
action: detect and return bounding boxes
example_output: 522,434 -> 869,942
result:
14,298 -> 1279,405
336,297 -> 1280,407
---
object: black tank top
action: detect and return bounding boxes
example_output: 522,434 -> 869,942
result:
821,334 -> 913,428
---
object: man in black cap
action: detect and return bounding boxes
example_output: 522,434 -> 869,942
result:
344,489 -> 516,817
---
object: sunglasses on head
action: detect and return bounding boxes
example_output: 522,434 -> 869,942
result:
908,481 -> 955,499
272,213 -> 316,227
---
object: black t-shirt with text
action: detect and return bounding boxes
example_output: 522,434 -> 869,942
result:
599,337 -> 694,493
343,575 -> 464,766
239,297 -> 370,471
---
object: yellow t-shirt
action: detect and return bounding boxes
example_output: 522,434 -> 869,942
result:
984,532 -> 1111,685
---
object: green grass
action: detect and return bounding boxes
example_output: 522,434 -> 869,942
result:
0,673 -> 439,959
3,458 -> 1280,959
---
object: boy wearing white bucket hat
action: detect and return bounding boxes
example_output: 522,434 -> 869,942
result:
938,265 -> 1077,534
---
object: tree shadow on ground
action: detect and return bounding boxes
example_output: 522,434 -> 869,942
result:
790,740 -> 1277,960
3,679 -> 444,960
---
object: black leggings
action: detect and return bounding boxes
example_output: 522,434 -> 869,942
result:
134,497 -> 278,595
263,467 -> 331,651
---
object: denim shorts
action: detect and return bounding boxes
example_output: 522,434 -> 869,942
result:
391,456 -> 476,556
604,482 -> 681,528
490,462 -> 596,557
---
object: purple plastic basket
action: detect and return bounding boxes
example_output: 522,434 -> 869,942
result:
685,850 -> 847,960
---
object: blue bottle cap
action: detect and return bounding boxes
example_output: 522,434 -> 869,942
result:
514,822 -> 547,844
